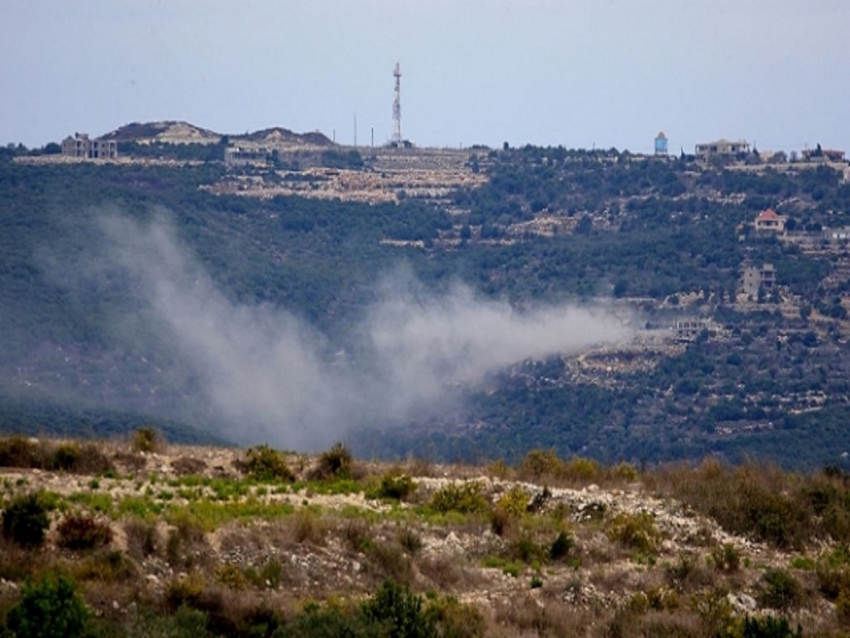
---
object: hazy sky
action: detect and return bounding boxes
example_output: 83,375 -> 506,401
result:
2,1 -> 848,154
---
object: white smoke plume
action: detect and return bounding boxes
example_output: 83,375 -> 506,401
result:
95,213 -> 632,449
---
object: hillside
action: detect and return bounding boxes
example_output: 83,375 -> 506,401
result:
2,434 -> 850,636
100,121 -> 333,149
1,142 -> 850,468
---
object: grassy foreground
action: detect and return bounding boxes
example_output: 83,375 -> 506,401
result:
1,430 -> 850,636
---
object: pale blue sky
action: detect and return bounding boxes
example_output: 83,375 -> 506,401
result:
2,1 -> 848,154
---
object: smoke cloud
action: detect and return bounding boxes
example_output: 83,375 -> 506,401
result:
84,212 -> 632,449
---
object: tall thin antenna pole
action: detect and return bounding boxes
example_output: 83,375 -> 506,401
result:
392,62 -> 402,146
354,113 -> 357,148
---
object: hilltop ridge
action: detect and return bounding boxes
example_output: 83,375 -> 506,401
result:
98,120 -> 333,148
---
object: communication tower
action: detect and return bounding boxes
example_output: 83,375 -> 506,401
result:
392,63 -> 402,146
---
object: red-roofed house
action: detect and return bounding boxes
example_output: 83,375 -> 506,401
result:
754,209 -> 786,233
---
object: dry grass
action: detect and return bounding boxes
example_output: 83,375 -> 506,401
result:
4,439 -> 850,635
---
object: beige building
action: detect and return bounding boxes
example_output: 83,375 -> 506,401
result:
695,139 -> 750,159
61,133 -> 118,159
741,263 -> 776,299
224,146 -> 270,167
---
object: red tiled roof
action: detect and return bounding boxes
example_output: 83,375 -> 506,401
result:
757,209 -> 779,220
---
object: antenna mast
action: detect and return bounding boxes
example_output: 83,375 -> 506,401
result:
392,62 -> 402,146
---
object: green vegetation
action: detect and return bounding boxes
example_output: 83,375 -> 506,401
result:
6,573 -> 90,638
2,150 -> 850,468
3,438 -> 850,634
2,491 -> 51,547
243,445 -> 294,482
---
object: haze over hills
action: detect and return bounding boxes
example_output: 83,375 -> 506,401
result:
2,127 -> 850,468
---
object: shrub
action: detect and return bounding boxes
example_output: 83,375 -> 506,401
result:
71,549 -> 137,582
561,457 -> 602,483
216,563 -> 249,590
49,442 -> 114,475
0,436 -> 49,469
496,485 -> 530,518
292,508 -> 326,545
429,481 -> 487,515
425,596 -> 485,638
518,449 -> 563,481
606,510 -> 659,554
510,535 -> 545,565
366,542 -> 413,583
2,491 -> 51,547
397,527 -> 423,555
311,442 -> 353,481
165,512 -> 207,568
362,580 -> 437,638
57,513 -> 113,551
342,518 -> 373,552
710,543 -> 741,572
836,587 -> 850,624
165,574 -> 206,610
549,531 -> 574,561
75,443 -> 116,475
243,444 -> 294,482
128,605 -> 212,638
742,615 -> 803,638
6,573 -> 90,638
758,568 -> 804,611
274,604 -> 376,638
132,426 -> 164,453
51,443 -> 80,471
491,486 -> 530,536
124,518 -> 159,559
245,557 -> 284,590
378,472 -> 417,501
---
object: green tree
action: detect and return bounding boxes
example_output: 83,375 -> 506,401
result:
6,574 -> 90,638
362,581 -> 437,638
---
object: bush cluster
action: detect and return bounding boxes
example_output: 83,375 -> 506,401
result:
310,442 -> 353,481
0,436 -> 114,474
2,491 -> 51,548
243,444 -> 294,482
658,459 -> 850,550
6,573 -> 90,638
606,510 -> 659,555
56,513 -> 113,551
377,472 -> 417,501
132,426 -> 165,454
429,481 -> 488,515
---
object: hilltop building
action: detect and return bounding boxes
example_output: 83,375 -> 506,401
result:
802,147 -> 846,163
654,132 -> 668,156
61,133 -> 118,159
754,208 -> 786,234
695,139 -> 750,160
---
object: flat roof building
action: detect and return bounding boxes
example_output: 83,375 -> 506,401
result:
61,133 -> 118,159
695,139 -> 749,159
224,146 -> 270,168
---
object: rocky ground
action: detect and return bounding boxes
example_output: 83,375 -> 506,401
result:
0,437 -> 847,636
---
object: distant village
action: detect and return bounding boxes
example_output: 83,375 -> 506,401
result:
57,127 -> 849,169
